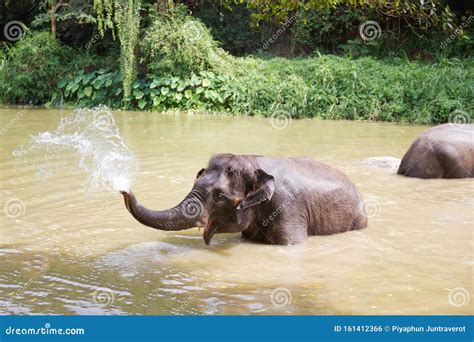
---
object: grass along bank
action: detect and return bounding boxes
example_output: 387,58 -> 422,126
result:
50,54 -> 473,124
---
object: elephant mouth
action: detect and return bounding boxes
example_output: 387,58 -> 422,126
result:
203,215 -> 244,245
203,217 -> 228,245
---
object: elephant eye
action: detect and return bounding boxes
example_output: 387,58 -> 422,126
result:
212,189 -> 226,201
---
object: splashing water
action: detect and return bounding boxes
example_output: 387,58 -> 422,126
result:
13,106 -> 138,192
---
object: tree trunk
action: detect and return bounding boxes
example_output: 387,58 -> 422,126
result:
51,0 -> 57,39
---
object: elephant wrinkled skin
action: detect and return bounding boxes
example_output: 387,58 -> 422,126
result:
121,154 -> 367,245
397,124 -> 474,179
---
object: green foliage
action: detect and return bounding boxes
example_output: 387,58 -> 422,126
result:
223,0 -> 456,32
227,55 -> 473,123
93,0 -> 141,99
291,6 -> 365,54
195,1 -> 470,60
2,1 -> 472,124
31,0 -> 96,28
115,0 -> 140,99
192,1 -> 260,56
51,69 -> 122,107
93,0 -> 115,36
54,69 -> 234,111
51,54 -> 473,124
0,32 -> 74,104
140,4 -> 232,77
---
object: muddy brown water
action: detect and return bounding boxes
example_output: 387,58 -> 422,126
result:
0,108 -> 472,315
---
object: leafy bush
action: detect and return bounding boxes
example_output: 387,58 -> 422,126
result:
54,69 -> 234,111
52,54 -> 473,124
292,6 -> 365,55
192,1 -> 261,56
140,4 -> 232,77
0,32 -> 75,104
228,55 -> 473,123
51,70 -> 122,108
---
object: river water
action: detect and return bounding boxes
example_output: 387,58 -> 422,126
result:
0,108 -> 472,315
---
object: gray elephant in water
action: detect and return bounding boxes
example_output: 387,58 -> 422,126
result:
397,124 -> 474,179
121,154 -> 367,245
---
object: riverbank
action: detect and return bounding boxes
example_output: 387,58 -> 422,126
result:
2,52 -> 473,125
1,10 -> 473,125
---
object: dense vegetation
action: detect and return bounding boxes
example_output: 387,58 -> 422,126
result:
0,0 -> 473,123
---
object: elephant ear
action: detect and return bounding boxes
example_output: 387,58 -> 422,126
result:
196,168 -> 206,179
237,169 -> 275,211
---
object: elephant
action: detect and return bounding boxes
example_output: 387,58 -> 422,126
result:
397,124 -> 474,179
121,154 -> 368,245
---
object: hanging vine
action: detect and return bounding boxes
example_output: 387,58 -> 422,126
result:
93,0 -> 141,101
115,0 -> 140,100
93,0 -> 115,37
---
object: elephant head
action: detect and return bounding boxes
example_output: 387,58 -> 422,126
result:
121,154 -> 275,245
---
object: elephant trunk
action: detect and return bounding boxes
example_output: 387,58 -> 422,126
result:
120,188 -> 206,231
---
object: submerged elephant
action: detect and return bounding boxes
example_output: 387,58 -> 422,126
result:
121,154 -> 367,245
397,124 -> 474,179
